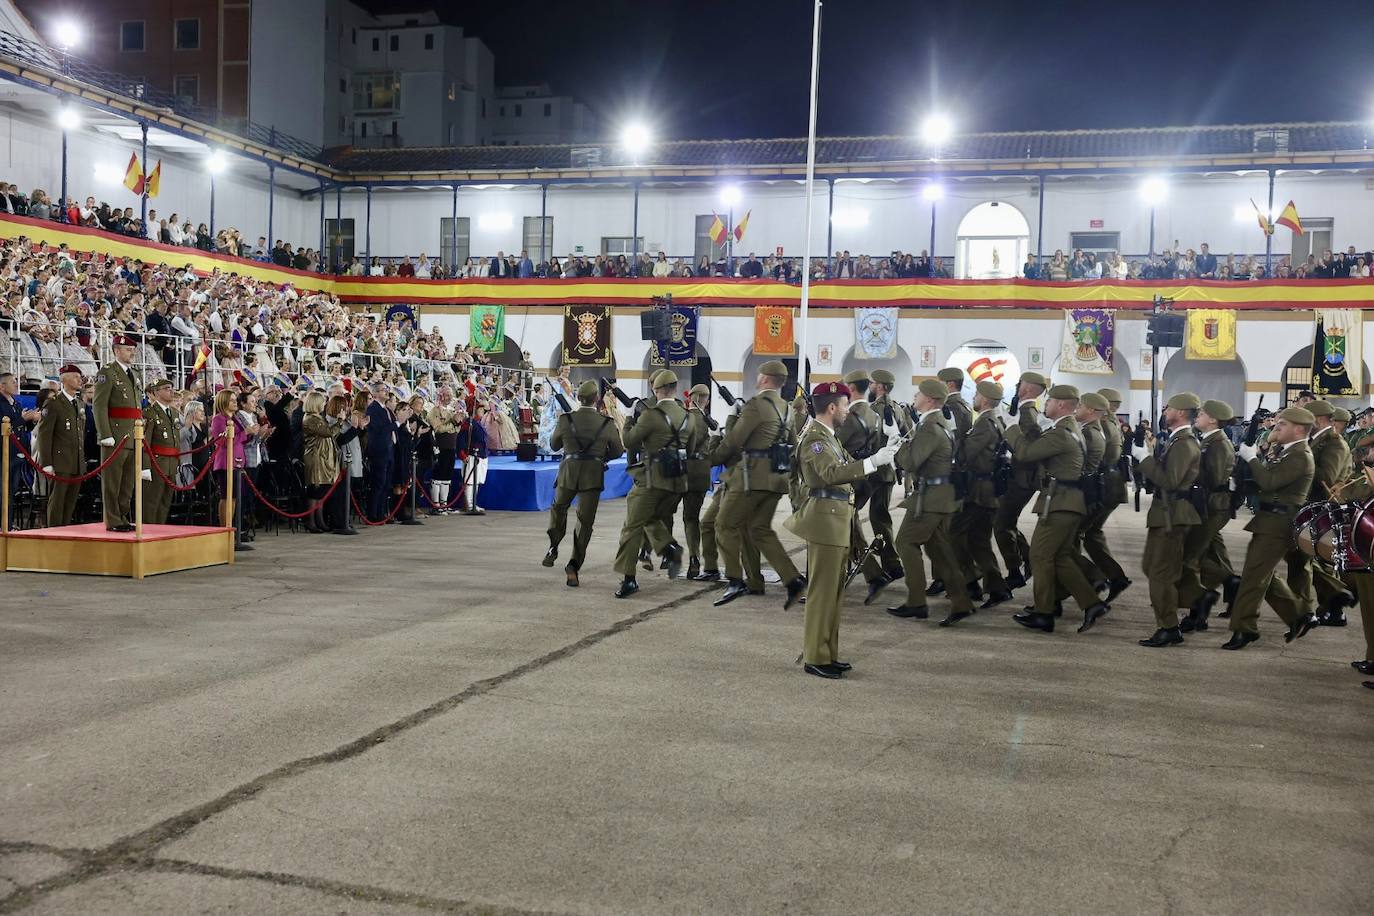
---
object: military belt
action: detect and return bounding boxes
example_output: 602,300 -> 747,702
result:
972,472 -> 995,481
809,487 -> 851,501
920,475 -> 952,486
148,445 -> 180,457
1045,476 -> 1083,488
743,448 -> 773,457
1258,500 -> 1297,514
566,454 -> 601,460
687,453 -> 707,461
108,407 -> 142,420
1210,484 -> 1232,493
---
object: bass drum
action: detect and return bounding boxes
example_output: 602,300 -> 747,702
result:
1349,498 -> 1374,569
1295,501 -> 1334,560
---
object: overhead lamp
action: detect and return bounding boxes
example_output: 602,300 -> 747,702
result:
206,150 -> 228,174
720,185 -> 741,208
53,18 -> 82,49
622,123 -> 651,160
920,113 -> 954,146
55,106 -> 80,130
1139,176 -> 1168,206
922,183 -> 944,202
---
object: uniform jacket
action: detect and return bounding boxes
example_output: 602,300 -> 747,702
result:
684,407 -> 716,492
1006,415 -> 1086,515
897,410 -> 959,514
1197,428 -> 1236,515
1006,400 -> 1043,490
783,420 -> 869,548
35,390 -> 85,475
1308,426 -> 1352,502
963,408 -> 1005,509
868,393 -> 908,485
707,388 -> 793,493
1100,416 -> 1128,503
1082,420 -> 1106,508
624,398 -> 699,493
1245,439 -> 1315,537
835,399 -> 879,460
945,393 -> 973,440
92,360 -> 142,450
1139,426 -> 1202,529
142,401 -> 180,476
552,406 -> 624,491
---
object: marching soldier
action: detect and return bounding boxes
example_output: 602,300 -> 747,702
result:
927,366 -> 974,600
785,381 -> 900,679
1005,384 -> 1111,634
963,380 -> 1013,607
92,333 -> 143,532
142,379 -> 181,525
1066,391 -> 1109,590
1130,392 -> 1203,647
1224,407 -> 1319,649
835,369 -> 889,601
867,368 -> 908,582
544,380 -> 624,587
1177,399 -> 1237,632
995,371 -> 1047,590
35,363 -> 86,527
886,379 -> 975,627
682,384 -> 719,580
938,367 -> 973,437
1079,388 -> 1133,601
1334,461 -> 1374,682
708,360 -> 807,609
612,370 -> 699,598
1295,400 -> 1356,626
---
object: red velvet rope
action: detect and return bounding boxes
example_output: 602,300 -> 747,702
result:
9,434 -> 130,484
350,476 -> 414,526
417,458 -> 480,509
241,466 -> 346,519
143,441 -> 218,492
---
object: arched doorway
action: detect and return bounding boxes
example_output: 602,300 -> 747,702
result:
946,339 -> 1021,405
1282,346 -> 1369,409
1049,352 -> 1132,412
837,344 -> 914,399
641,341 -> 714,400
955,201 -> 1030,280
1161,352 -> 1248,413
548,342 -> 617,390
491,335 -> 524,370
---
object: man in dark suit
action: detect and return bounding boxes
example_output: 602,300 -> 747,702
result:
740,253 -> 763,278
365,388 -> 397,520
489,251 -> 511,278
1196,243 -> 1218,279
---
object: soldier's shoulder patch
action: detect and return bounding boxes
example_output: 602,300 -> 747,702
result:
40,406 -> 49,417
811,442 -> 823,454
96,373 -> 106,384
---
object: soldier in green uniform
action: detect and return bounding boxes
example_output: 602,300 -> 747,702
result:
708,360 -> 807,608
1292,401 -> 1356,625
995,371 -> 1047,590
34,363 -> 86,527
1223,406 -> 1319,649
544,380 -> 624,587
612,370 -> 699,598
92,333 -> 144,532
141,379 -> 181,525
1177,399 -> 1237,632
1079,388 -> 1133,600
886,379 -> 975,626
835,368 -> 888,601
785,381 -> 900,679
1006,384 -> 1111,634
963,380 -> 1013,607
1338,463 -> 1374,679
1066,392 -> 1109,593
867,368 -> 908,582
1130,392 -> 1203,647
926,366 -> 975,600
682,384 -> 719,580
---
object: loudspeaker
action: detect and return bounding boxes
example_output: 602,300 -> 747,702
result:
515,441 -> 538,462
640,309 -> 672,341
1146,313 -> 1185,349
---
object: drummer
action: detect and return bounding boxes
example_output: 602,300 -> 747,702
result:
1326,457 -> 1374,688
1296,401 -> 1356,627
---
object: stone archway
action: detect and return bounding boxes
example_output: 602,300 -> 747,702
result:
1282,346 -> 1369,410
548,341 -> 617,390
837,344 -> 914,399
955,201 -> 1031,280
1161,352 -> 1248,413
947,339 -> 1023,405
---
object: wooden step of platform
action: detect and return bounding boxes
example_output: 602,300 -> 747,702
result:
2,523 -> 234,578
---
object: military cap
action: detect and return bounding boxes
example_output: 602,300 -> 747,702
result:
812,381 -> 848,398
576,380 -> 599,399
145,378 -> 173,392
689,383 -> 710,400
843,369 -> 871,384
112,333 -> 137,347
1097,387 -> 1123,405
870,368 -> 896,386
1047,384 -> 1079,400
58,363 -> 82,376
917,378 -> 949,402
758,360 -> 788,378
1306,399 -> 1335,417
1167,392 -> 1202,411
1201,399 -> 1234,422
1332,407 -> 1351,422
1279,406 -> 1315,426
1081,392 -> 1110,411
1020,371 -> 1048,389
937,367 -> 964,384
976,380 -> 1004,402
651,369 -> 679,388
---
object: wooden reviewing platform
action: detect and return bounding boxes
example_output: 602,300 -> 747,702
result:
2,523 -> 234,578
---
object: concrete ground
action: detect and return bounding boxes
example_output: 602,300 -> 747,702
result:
0,499 -> 1370,915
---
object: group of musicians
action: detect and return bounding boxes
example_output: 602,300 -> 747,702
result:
537,362 -> 1374,687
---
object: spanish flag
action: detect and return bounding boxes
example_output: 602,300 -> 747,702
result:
1275,200 -> 1303,235
1250,199 -> 1273,236
145,159 -> 162,198
122,152 -> 144,195
733,209 -> 751,243
707,213 -> 727,247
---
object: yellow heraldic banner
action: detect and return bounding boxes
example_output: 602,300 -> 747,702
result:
1185,309 -> 1238,360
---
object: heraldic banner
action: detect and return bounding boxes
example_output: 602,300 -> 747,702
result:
650,303 -> 701,366
1184,309 -> 1237,360
1058,308 -> 1116,374
1312,308 -> 1363,397
753,305 -> 794,356
854,307 -> 899,360
469,304 -> 505,352
562,304 -> 613,366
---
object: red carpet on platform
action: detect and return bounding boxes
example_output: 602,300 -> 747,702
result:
5,523 -> 230,542
2,523 -> 233,577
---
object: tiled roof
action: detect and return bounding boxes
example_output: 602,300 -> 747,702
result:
324,122 -> 1369,174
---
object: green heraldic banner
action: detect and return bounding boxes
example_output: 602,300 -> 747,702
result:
469,304 -> 505,352
563,304 -> 613,366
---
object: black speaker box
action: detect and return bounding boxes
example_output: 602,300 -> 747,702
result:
640,309 -> 672,340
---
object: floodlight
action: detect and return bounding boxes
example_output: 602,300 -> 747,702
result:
622,123 -> 651,159
1140,176 -> 1168,205
55,106 -> 80,130
207,150 -> 228,174
922,183 -> 944,203
921,113 -> 954,146
53,18 -> 81,49
720,185 -> 741,207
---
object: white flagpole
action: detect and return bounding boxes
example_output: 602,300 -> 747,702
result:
796,0 -> 822,391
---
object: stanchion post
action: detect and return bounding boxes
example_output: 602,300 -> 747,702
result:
1,416 -> 10,571
133,420 -> 145,579
401,451 -> 422,525
223,423 -> 235,565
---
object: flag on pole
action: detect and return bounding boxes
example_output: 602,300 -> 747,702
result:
123,152 -> 144,195
469,304 -> 505,352
1275,200 -> 1303,235
1185,309 -> 1237,360
1312,309 -> 1362,397
1250,199 -> 1273,236
1058,308 -> 1116,374
145,160 -> 162,198
752,306 -> 794,355
707,213 -> 727,246
733,210 -> 751,243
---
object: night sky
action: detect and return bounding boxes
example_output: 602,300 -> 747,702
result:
369,0 -> 1371,141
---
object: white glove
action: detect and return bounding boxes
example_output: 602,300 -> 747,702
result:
732,400 -> 744,415
1130,444 -> 1149,463
1237,442 -> 1258,462
99,437 -> 115,447
140,469 -> 152,481
41,465 -> 53,475
869,442 -> 901,467
882,420 -> 899,441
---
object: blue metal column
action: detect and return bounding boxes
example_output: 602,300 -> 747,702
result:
1036,174 -> 1045,263
139,122 -> 148,229
334,186 -> 342,273
209,172 -> 216,238
451,184 -> 458,273
267,164 -> 275,250
826,178 -> 834,271
1265,168 -> 1276,276
59,128 -> 69,223
365,184 -> 372,273
1148,207 -> 1156,258
631,181 -> 640,276
539,183 -> 548,272
318,185 -> 326,267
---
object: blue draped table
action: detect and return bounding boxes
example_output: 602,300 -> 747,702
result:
476,455 -> 633,512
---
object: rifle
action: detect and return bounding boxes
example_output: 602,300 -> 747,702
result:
1132,412 -> 1148,512
546,377 -> 572,414
601,376 -> 637,411
710,374 -> 738,408
1231,395 -> 1266,515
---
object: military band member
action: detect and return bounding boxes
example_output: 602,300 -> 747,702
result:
682,384 -> 718,580
708,360 -> 807,609
1223,407 -> 1319,649
1006,384 -> 1111,634
867,368 -> 908,582
142,379 -> 181,525
92,333 -> 143,531
1294,400 -> 1356,625
835,369 -> 889,601
786,381 -> 900,679
35,363 -> 86,527
886,379 -> 975,626
1080,387 -> 1133,600
1337,463 -> 1374,679
995,371 -> 1047,589
963,380 -> 1013,607
545,380 -> 624,587
1177,399 -> 1237,632
1130,392 -> 1203,647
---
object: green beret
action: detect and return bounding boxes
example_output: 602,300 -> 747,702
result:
1097,387 -> 1123,405
1279,406 -> 1315,426
652,369 -> 679,388
1020,371 -> 1047,390
1047,384 -> 1079,400
758,360 -> 788,378
145,378 -> 173,392
576,380 -> 599,400
976,380 -> 1004,402
870,368 -> 896,386
937,367 -> 964,384
1081,392 -> 1109,411
1201,399 -> 1234,422
1167,392 -> 1202,411
1332,407 -> 1351,422
917,378 -> 948,402
1306,399 -> 1335,417
843,369 -> 871,384
689,383 -> 710,399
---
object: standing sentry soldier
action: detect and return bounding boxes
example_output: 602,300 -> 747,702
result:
963,380 -> 1014,608
708,360 -> 808,609
544,380 -> 624,587
35,363 -> 86,527
1079,388 -> 1133,601
92,333 -> 143,532
142,379 -> 180,525
995,371 -> 1048,590
785,381 -> 901,679
866,368 -> 908,583
1130,392 -> 1203,648
682,383 -> 719,580
835,368 -> 890,603
1177,399 -> 1237,633
1294,400 -> 1357,627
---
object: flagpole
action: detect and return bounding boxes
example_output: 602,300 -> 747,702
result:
797,0 -> 822,392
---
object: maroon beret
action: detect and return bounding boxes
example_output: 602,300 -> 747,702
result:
811,381 -> 847,398
112,333 -> 137,347
58,363 -> 82,375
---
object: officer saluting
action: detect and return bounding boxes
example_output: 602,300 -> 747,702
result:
142,379 -> 181,525
785,381 -> 900,679
92,333 -> 143,531
35,363 -> 86,527
544,380 -> 624,587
